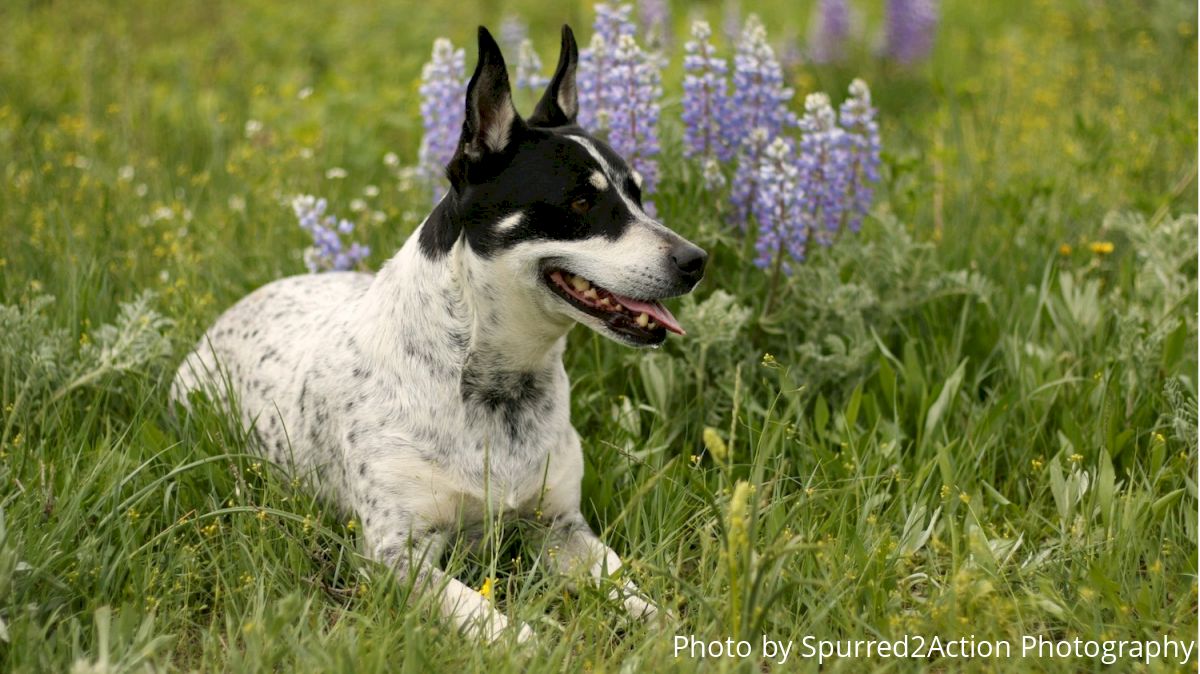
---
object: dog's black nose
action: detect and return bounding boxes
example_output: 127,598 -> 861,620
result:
670,243 -> 708,285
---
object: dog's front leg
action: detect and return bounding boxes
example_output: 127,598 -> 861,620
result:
371,528 -> 534,643
539,512 -> 666,622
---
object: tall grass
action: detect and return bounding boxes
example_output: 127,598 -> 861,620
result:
0,0 -> 1195,671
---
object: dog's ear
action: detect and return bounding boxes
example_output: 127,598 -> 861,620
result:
528,25 -> 579,127
462,26 -> 522,158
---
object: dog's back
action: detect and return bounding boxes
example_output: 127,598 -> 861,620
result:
171,271 -> 372,466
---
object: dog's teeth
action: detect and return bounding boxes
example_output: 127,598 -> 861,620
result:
647,320 -> 658,329
583,288 -> 598,300
636,312 -> 649,327
570,275 -> 591,292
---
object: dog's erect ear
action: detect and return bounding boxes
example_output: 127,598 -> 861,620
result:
528,25 -> 579,128
462,27 -> 521,158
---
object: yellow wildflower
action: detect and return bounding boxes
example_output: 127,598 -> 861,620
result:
702,427 -> 728,462
1088,241 -> 1114,255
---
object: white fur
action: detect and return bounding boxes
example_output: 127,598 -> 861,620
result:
589,171 -> 608,191
171,206 -> 677,642
494,212 -> 523,233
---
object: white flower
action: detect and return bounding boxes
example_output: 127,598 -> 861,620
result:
325,167 -> 348,179
349,198 -> 367,212
244,119 -> 263,137
362,184 -> 380,198
117,165 -> 135,182
371,210 -> 387,223
71,155 -> 91,170
228,195 -> 246,212
298,86 -> 313,100
383,152 -> 400,167
135,183 -> 148,197
299,147 -> 314,159
152,206 -> 174,221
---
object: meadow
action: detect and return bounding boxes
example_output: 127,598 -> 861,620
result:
1,0 -> 1197,671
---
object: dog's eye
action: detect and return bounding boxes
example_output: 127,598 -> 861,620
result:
571,197 -> 591,215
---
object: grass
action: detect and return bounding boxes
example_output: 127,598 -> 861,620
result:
1,0 -> 1197,671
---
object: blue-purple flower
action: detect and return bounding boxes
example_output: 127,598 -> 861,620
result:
577,3 -> 637,132
637,0 -> 671,49
796,92 -> 851,247
730,126 -> 771,226
729,15 -> 793,146
838,79 -> 881,232
884,0 -> 939,65
577,5 -> 662,210
499,14 -> 529,52
417,39 -> 466,202
682,21 -> 733,167
293,195 -> 370,272
752,137 -> 803,269
607,34 -> 663,208
727,15 -> 793,226
515,39 -> 549,92
810,0 -> 852,64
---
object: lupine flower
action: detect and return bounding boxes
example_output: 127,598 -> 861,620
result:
730,127 -> 770,226
727,16 -> 792,226
884,0 -> 939,65
293,195 -> 370,272
637,0 -> 671,49
810,0 -> 852,64
606,34 -> 663,208
577,3 -> 637,132
728,15 -> 793,146
796,93 -> 851,246
498,14 -> 529,51
682,21 -> 733,165
417,39 -> 466,202
702,157 -> 727,190
515,39 -> 549,92
752,137 -> 803,269
721,0 -> 742,45
838,79 -> 881,231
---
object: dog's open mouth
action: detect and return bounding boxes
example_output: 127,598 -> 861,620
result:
544,269 -> 684,345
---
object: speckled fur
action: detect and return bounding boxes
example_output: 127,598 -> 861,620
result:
171,25 -> 704,642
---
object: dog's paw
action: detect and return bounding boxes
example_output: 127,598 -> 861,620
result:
623,594 -> 673,623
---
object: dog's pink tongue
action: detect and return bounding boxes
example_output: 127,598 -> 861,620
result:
611,294 -> 686,335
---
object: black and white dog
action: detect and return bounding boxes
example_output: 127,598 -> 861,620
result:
173,25 -> 706,641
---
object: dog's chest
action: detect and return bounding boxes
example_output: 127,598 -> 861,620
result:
326,355 -> 576,513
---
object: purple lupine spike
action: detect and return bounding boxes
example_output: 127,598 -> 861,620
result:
292,195 -> 370,272
727,16 -> 792,227
752,136 -> 803,270
810,0 -> 851,64
721,0 -> 742,45
884,0 -> 939,65
499,15 -> 529,52
729,127 -> 770,227
417,38 -> 467,203
796,93 -> 852,247
838,78 -> 882,232
577,3 -> 637,132
515,39 -> 550,92
606,33 -> 663,206
728,15 -> 793,147
637,0 -> 672,50
682,21 -> 733,166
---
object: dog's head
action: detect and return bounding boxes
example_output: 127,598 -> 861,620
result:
421,26 -> 707,348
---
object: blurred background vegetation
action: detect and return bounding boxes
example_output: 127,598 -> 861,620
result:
0,0 -> 1196,671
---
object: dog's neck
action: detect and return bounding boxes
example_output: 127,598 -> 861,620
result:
353,203 -> 572,386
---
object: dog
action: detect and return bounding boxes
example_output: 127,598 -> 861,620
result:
172,25 -> 707,641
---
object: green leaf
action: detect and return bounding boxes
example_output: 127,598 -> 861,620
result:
924,359 -> 968,442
